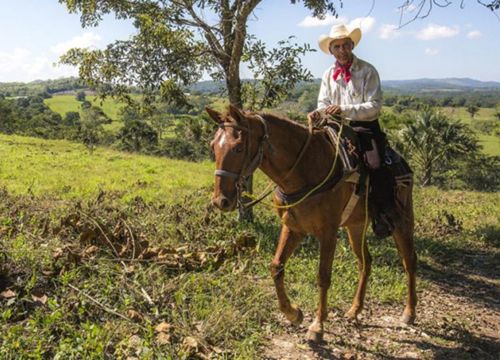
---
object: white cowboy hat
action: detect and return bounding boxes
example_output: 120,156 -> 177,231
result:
318,24 -> 362,54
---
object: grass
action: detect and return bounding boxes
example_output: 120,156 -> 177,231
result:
1,133 -> 498,359
0,133 -> 214,204
44,95 -> 130,120
44,94 -> 135,132
439,107 -> 499,156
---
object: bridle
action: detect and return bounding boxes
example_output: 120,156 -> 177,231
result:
214,114 -> 269,188
214,113 -> 315,208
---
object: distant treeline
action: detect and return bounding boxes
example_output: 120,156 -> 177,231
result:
0,78 -> 85,98
2,77 -> 500,108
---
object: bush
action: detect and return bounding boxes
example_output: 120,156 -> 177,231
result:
156,137 -> 210,161
472,119 -> 499,135
457,155 -> 500,191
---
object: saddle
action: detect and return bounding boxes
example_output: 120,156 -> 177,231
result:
314,117 -> 412,233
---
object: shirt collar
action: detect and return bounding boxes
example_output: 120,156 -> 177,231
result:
350,55 -> 359,71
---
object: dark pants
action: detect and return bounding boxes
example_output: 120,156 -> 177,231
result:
351,120 -> 397,236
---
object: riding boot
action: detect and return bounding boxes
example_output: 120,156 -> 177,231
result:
370,166 -> 398,238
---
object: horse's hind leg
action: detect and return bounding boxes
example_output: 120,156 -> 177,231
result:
392,224 -> 417,324
392,187 -> 417,324
307,229 -> 338,342
270,225 -> 305,326
345,223 -> 372,322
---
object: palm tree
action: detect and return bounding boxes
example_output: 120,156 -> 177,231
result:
397,106 -> 478,186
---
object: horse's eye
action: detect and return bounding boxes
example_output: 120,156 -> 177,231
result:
233,145 -> 243,153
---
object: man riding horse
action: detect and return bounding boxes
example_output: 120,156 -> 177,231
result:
309,23 -> 397,237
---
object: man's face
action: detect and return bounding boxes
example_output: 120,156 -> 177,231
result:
329,38 -> 354,65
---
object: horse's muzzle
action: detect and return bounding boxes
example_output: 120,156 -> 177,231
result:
212,194 -> 237,211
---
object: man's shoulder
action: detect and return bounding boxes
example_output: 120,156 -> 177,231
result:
354,56 -> 377,72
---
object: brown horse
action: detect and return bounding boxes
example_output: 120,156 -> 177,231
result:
207,105 -> 417,342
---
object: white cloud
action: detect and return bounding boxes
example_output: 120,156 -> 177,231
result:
466,30 -> 482,39
0,48 -> 31,74
298,15 -> 375,34
298,15 -> 347,28
348,17 -> 375,33
50,32 -> 101,55
416,24 -> 459,40
379,24 -> 401,40
0,32 -> 102,82
0,43 -> 82,82
425,48 -> 439,56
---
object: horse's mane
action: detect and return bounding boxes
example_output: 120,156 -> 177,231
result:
257,111 -> 308,131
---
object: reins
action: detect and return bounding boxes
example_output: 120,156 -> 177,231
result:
271,120 -> 344,209
239,112 -> 346,210
242,117 -> 314,208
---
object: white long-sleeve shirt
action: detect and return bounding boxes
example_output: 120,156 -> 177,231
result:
317,55 -> 382,122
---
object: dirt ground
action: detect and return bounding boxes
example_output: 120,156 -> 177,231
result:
263,247 -> 499,360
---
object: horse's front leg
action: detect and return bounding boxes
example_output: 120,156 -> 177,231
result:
307,229 -> 338,342
345,223 -> 372,322
270,225 -> 304,326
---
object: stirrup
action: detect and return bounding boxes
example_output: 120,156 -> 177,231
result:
372,213 -> 394,238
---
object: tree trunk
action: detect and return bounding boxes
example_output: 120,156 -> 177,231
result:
421,161 -> 432,186
226,73 -> 253,222
239,176 -> 254,222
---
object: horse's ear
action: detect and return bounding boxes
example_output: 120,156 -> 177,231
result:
228,104 -> 247,126
205,107 -> 223,124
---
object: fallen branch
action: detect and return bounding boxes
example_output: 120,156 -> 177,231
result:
68,283 -> 146,330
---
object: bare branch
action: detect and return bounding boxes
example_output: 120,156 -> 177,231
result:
172,0 -> 229,62
398,0 -> 499,27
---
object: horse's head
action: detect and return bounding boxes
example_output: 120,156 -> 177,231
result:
207,105 -> 267,211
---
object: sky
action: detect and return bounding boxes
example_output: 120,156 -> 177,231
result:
0,0 -> 499,83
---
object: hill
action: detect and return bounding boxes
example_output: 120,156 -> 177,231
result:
189,77 -> 500,94
3,77 -> 500,97
382,77 -> 500,92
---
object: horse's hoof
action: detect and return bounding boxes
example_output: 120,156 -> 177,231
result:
344,308 -> 359,322
307,329 -> 324,343
286,305 -> 304,326
400,313 -> 415,325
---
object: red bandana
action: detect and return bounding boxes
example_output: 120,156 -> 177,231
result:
333,62 -> 352,83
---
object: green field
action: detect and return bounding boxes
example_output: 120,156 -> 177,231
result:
45,94 -> 133,132
0,134 -> 214,203
0,133 -> 498,358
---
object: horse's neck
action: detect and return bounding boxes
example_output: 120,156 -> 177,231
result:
258,115 -> 336,193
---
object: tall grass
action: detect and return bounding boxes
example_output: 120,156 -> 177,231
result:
0,134 -> 214,203
1,133 -> 498,358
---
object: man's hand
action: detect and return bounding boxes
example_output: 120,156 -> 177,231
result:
308,110 -> 320,122
324,105 -> 342,115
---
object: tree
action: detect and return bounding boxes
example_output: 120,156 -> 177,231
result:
64,111 -> 81,126
149,113 -> 171,140
466,104 -> 479,119
396,106 -> 479,186
79,106 -> 110,153
118,119 -> 158,152
57,0 -> 343,222
118,107 -> 158,151
76,90 -> 86,102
